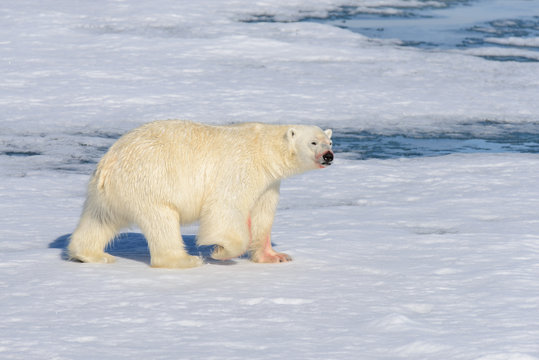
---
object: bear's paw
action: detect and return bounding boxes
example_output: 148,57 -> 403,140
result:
69,251 -> 116,264
252,251 -> 292,263
151,254 -> 203,269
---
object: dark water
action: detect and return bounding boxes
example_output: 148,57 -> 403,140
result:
332,121 -> 539,160
244,0 -> 539,62
309,0 -> 539,62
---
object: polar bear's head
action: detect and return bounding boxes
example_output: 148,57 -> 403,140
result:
286,125 -> 334,172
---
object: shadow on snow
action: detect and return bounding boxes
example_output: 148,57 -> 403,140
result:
48,233 -> 244,266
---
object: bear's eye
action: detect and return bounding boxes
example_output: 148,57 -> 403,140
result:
311,141 -> 318,146
329,141 -> 333,146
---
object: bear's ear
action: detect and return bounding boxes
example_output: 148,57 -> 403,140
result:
287,128 -> 297,142
324,129 -> 333,139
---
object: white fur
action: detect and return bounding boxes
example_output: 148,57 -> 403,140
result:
68,120 -> 333,268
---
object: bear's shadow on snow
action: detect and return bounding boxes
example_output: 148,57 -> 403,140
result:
49,233 -> 239,266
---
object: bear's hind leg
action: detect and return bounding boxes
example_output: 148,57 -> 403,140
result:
68,212 -> 118,264
211,234 -> 248,261
138,207 -> 203,269
198,212 -> 250,261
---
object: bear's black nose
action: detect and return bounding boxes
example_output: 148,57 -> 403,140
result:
322,151 -> 334,163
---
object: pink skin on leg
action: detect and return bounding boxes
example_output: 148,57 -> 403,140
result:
247,216 -> 252,247
255,234 -> 292,263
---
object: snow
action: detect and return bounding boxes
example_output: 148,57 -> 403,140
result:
3,156 -> 539,359
1,0 -> 539,359
484,37 -> 539,48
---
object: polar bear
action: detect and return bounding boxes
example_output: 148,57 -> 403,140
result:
68,120 -> 333,268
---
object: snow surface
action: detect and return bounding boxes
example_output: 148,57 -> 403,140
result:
1,0 -> 539,359
484,37 -> 539,48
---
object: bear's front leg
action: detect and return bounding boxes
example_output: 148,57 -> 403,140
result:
248,181 -> 292,263
252,233 -> 293,263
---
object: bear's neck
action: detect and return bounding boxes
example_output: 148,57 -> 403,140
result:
257,133 -> 300,181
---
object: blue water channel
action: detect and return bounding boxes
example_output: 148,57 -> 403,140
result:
332,121 -> 539,159
310,0 -> 539,62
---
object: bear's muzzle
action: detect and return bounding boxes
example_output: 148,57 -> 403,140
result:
321,151 -> 334,166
